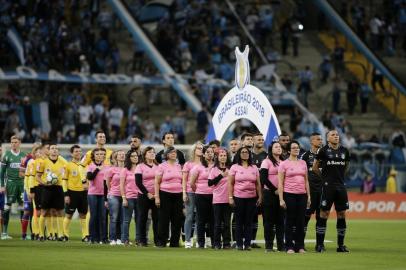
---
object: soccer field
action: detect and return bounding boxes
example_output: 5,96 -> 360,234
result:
0,219 -> 405,270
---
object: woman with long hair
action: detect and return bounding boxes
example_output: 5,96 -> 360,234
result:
182,141 -> 204,248
278,141 -> 310,253
260,141 -> 285,252
190,146 -> 215,248
135,146 -> 159,246
120,149 -> 139,245
154,146 -> 183,247
208,148 -> 232,249
228,146 -> 262,251
106,150 -> 125,245
87,148 -> 108,244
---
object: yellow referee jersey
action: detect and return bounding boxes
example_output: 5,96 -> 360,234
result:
37,157 -> 67,186
63,161 -> 85,192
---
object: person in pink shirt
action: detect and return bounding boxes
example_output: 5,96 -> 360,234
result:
182,141 -> 203,248
106,150 -> 125,245
228,146 -> 262,251
278,140 -> 311,254
135,146 -> 159,247
87,148 -> 109,244
190,145 -> 215,248
260,141 -> 285,252
120,149 -> 139,245
154,146 -> 183,247
208,148 -> 232,249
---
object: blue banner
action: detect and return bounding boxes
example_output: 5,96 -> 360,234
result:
0,66 -> 169,86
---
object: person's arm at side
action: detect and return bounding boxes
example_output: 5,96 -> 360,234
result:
305,171 -> 311,208
228,175 -> 235,207
189,172 -> 198,192
260,168 -> 273,189
154,174 -> 162,208
0,156 -> 8,191
182,171 -> 189,202
256,176 -> 262,206
120,169 -> 127,207
278,171 -> 286,209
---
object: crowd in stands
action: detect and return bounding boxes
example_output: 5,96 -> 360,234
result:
0,0 -> 120,73
0,83 -> 190,146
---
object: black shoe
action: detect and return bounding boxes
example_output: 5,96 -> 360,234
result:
244,246 -> 252,251
337,245 -> 349,253
47,235 -> 53,241
223,245 -> 231,250
251,243 -> 261,249
315,245 -> 326,253
82,236 -> 89,242
237,246 -> 244,251
39,236 -> 45,242
57,237 -> 64,242
231,243 -> 237,249
214,246 -> 221,250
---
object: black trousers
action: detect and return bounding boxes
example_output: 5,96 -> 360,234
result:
195,194 -> 214,247
213,203 -> 232,248
234,197 -> 256,248
137,193 -> 159,245
284,192 -> 307,251
263,189 -> 285,250
157,191 -> 183,247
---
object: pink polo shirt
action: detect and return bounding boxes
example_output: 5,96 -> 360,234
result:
87,163 -> 109,195
190,164 -> 213,195
156,162 -> 182,193
120,168 -> 138,199
182,161 -> 198,193
209,167 -> 229,204
229,164 -> 259,198
135,163 -> 158,194
260,158 -> 279,189
278,159 -> 307,194
106,166 -> 123,197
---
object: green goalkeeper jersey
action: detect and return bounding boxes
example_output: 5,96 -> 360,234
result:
0,150 -> 26,187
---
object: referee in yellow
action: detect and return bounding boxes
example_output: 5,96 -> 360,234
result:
63,145 -> 89,242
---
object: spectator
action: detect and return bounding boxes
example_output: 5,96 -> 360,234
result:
290,17 -> 302,57
369,14 -> 384,51
332,41 -> 345,75
390,128 -> 406,148
297,66 -> 313,107
160,116 -> 173,138
77,100 -> 94,136
371,68 -> 389,95
62,104 -> 76,136
360,84 -> 372,114
172,110 -> 186,144
332,77 -> 343,113
342,132 -> 357,149
386,167 -> 397,193
109,103 -> 124,136
196,105 -> 209,138
346,79 -> 359,115
360,174 -> 376,194
319,56 -> 332,83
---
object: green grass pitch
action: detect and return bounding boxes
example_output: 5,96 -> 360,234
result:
0,219 -> 405,270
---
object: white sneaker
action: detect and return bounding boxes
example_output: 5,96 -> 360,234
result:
184,240 -> 192,249
1,233 -> 12,240
116,239 -> 123,245
110,240 -> 117,246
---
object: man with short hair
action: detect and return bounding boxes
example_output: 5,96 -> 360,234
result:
156,132 -> 185,165
228,139 -> 240,162
278,132 -> 291,160
300,132 -> 323,243
81,130 -> 113,166
129,135 -> 142,157
63,145 -> 88,242
36,144 -> 67,241
313,130 -> 350,253
0,135 -> 26,239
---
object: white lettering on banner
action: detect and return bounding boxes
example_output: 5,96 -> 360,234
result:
397,202 -> 406,212
349,201 -> 365,212
0,68 -> 18,80
48,69 -> 66,81
92,73 -> 112,82
110,74 -> 132,84
16,66 -> 37,79
367,201 -> 396,212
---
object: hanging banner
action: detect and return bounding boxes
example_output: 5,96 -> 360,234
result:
206,45 -> 281,145
0,66 -> 168,86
